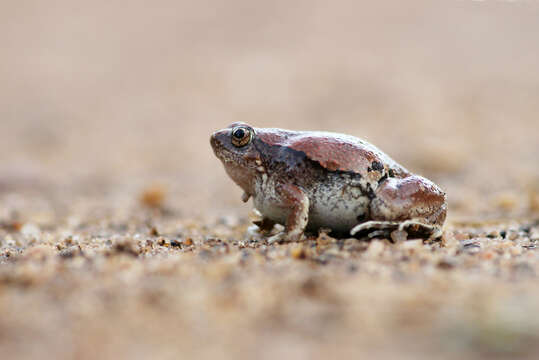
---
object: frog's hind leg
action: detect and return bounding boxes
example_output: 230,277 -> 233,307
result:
370,175 -> 447,227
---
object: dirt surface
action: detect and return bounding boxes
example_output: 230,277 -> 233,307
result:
1,1 -> 539,359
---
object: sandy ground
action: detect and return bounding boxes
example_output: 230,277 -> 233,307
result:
1,1 -> 539,359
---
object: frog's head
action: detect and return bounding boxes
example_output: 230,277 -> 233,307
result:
210,123 -> 262,193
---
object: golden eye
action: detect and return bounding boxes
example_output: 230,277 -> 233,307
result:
231,126 -> 252,147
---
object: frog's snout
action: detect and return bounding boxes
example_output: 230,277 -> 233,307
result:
210,131 -> 218,148
210,129 -> 230,155
209,133 -> 221,156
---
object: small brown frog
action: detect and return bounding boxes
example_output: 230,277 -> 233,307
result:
210,123 -> 447,243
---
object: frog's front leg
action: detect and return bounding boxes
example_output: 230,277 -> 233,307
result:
267,183 -> 309,243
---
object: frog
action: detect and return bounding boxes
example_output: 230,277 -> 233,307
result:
210,123 -> 447,243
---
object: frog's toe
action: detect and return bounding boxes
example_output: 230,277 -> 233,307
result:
350,221 -> 400,236
397,220 -> 443,239
429,227 -> 443,240
267,232 -> 285,244
253,217 -> 277,232
398,220 -> 425,231
267,230 -> 305,244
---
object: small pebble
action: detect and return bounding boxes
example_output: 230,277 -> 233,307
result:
365,240 -> 385,258
391,230 -> 408,243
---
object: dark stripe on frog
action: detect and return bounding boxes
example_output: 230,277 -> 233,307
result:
367,160 -> 384,172
377,173 -> 388,185
253,138 -> 362,178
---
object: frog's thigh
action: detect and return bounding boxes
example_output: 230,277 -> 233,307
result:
276,183 -> 309,242
370,175 -> 446,225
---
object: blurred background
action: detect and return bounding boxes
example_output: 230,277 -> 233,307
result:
1,2 -> 539,360
1,0 -> 538,221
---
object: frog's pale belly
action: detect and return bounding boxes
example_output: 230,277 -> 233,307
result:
253,175 -> 371,234
307,181 -> 371,233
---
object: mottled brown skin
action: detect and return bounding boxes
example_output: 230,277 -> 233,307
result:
210,123 -> 447,242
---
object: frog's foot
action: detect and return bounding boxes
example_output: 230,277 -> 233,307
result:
252,217 -> 277,233
267,231 -> 304,244
397,220 -> 443,240
351,220 -> 443,240
267,232 -> 284,244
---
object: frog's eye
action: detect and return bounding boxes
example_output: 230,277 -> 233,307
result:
231,126 -> 253,147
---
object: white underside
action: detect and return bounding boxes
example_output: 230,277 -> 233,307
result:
253,176 -> 371,233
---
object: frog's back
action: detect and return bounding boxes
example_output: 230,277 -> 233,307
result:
256,128 -> 408,176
